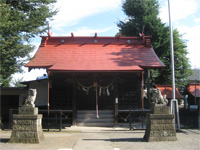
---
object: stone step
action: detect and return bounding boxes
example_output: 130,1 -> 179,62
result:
76,122 -> 114,127
77,118 -> 114,123
76,110 -> 114,127
77,114 -> 113,119
77,110 -> 113,114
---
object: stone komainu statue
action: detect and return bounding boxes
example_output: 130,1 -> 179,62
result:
23,89 -> 37,107
151,88 -> 168,106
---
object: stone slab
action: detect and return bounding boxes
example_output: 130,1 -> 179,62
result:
151,106 -> 170,114
150,124 -> 176,130
13,114 -> 42,120
147,113 -> 175,119
18,106 -> 38,115
150,119 -> 175,124
12,124 -> 42,131
9,138 -> 40,143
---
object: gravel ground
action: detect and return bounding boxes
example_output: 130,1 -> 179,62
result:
0,127 -> 200,150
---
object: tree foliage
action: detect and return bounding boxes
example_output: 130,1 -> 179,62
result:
11,77 -> 25,87
118,0 -> 192,91
0,0 -> 57,87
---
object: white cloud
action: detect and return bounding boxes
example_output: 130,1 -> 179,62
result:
52,26 -> 113,36
51,0 -> 121,30
159,0 -> 200,68
71,27 -> 113,36
195,18 -> 200,24
177,25 -> 200,68
159,0 -> 198,23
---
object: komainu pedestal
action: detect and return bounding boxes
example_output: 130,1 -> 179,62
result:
9,106 -> 44,143
144,106 -> 178,142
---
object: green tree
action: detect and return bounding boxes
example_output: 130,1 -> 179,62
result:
0,0 -> 57,87
118,0 -> 192,91
11,77 -> 25,87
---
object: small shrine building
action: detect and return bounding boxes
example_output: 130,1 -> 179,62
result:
25,33 -> 165,126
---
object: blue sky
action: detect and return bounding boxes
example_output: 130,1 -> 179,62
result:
13,0 -> 200,82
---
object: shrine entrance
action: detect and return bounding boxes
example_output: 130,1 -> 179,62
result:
50,72 -> 141,110
50,72 -> 142,126
76,73 -> 115,111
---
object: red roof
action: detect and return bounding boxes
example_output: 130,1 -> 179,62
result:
187,83 -> 200,98
26,35 -> 165,72
155,85 -> 183,99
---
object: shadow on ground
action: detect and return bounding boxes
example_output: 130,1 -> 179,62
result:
83,138 -> 145,142
0,138 -> 10,143
176,129 -> 200,135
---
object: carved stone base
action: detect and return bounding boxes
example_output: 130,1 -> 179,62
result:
151,106 -> 170,114
144,106 -> 178,142
9,107 -> 44,143
18,106 -> 38,115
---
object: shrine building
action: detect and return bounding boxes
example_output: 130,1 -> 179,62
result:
25,33 -> 165,127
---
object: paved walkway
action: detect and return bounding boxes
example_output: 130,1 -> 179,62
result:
0,127 -> 200,150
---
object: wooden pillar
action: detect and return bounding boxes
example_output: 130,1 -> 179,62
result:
147,69 -> 151,107
114,77 -> 118,126
195,79 -> 197,105
141,71 -> 144,128
72,79 -> 77,126
47,71 -> 50,116
47,72 -> 50,131
141,71 -> 144,110
198,97 -> 200,129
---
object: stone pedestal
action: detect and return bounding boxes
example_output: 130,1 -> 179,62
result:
9,106 -> 44,143
144,106 -> 177,142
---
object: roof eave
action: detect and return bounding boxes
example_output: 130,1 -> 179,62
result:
138,65 -> 166,69
47,69 -> 144,73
